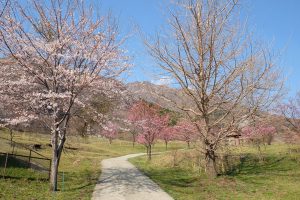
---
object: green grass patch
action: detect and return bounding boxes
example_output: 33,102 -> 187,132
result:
0,130 -> 185,199
130,144 -> 300,200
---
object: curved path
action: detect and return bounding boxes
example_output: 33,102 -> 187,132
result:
91,153 -> 174,200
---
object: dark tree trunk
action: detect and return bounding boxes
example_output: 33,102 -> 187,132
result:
148,145 -> 152,160
132,135 -> 136,148
165,141 -> 168,150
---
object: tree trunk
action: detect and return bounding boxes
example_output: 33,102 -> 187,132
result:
236,138 -> 240,146
50,130 -> 58,191
50,130 -> 66,191
148,145 -> 152,160
205,149 -> 218,178
165,141 -> 168,150
132,135 -> 136,148
9,128 -> 13,147
187,141 -> 190,149
50,150 -> 59,191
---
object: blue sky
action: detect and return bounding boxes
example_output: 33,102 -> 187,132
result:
99,0 -> 300,97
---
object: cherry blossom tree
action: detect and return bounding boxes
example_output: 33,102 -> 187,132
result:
0,0 -> 129,191
100,122 -> 118,144
128,101 -> 169,160
160,126 -> 176,150
0,60 -> 35,144
242,123 -> 276,146
1,116 -> 30,146
129,129 -> 139,148
241,122 -> 276,161
175,120 -> 198,148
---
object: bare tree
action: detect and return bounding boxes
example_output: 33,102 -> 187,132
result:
279,92 -> 300,132
147,0 -> 282,177
0,0 -> 129,190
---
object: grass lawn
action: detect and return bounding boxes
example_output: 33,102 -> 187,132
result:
130,144 -> 300,200
0,129 -> 185,199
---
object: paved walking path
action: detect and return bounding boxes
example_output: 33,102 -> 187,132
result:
91,153 -> 174,200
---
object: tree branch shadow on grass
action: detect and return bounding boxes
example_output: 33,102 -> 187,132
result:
225,154 -> 292,177
1,175 -> 48,182
0,155 -> 28,169
56,170 -> 99,192
64,182 -> 95,191
135,163 -> 199,189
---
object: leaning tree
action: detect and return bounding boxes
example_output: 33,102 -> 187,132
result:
0,0 -> 129,191
147,0 -> 282,177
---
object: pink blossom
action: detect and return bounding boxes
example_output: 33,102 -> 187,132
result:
100,122 -> 118,144
241,123 -> 276,140
0,0 -> 130,191
160,126 -> 177,149
174,120 -> 198,147
128,101 -> 169,159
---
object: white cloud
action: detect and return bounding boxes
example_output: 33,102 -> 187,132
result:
151,76 -> 173,86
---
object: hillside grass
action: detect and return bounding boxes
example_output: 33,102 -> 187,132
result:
130,143 -> 300,200
0,129 -> 185,199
